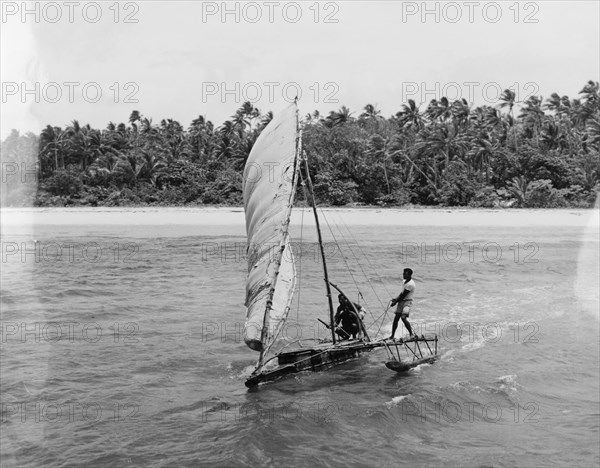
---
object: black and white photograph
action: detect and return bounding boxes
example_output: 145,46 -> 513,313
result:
1,1 -> 599,466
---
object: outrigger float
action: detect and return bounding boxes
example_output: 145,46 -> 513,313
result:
383,335 -> 438,373
241,101 -> 439,388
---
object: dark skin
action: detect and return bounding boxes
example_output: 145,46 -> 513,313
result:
335,295 -> 360,339
390,269 -> 414,339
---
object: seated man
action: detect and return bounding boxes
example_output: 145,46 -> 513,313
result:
334,295 -> 364,340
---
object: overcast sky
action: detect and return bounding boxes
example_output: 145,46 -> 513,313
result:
1,0 -> 599,138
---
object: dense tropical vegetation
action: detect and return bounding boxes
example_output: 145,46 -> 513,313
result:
1,81 -> 599,208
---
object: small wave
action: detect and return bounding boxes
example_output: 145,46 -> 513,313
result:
55,288 -> 97,298
497,374 -> 520,393
410,362 -> 432,372
239,364 -> 256,379
440,349 -> 455,361
385,394 -> 411,408
164,398 -> 215,417
118,265 -> 154,272
447,375 -> 520,399
449,380 -> 484,393
461,336 -> 486,352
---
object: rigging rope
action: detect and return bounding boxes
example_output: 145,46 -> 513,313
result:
319,209 -> 363,296
318,208 -> 390,339
330,211 -> 398,337
321,209 -> 398,338
329,212 -> 388,310
334,212 -> 395,298
319,210 -> 374,320
295,202 -> 305,320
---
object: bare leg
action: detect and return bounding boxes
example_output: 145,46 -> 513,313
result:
390,314 -> 401,338
401,316 -> 413,336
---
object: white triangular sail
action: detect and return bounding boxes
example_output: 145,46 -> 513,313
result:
243,103 -> 299,354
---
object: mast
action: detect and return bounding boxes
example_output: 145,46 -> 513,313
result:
301,151 -> 336,344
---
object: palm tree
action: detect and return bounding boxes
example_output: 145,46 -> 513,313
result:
140,117 -> 155,135
189,115 -> 214,163
544,93 -> 577,155
258,111 -> 273,130
425,98 -> 452,123
365,134 -> 390,194
231,102 -> 253,136
418,122 -> 469,168
411,122 -> 469,198
506,176 -> 551,207
499,89 -> 518,149
129,110 -> 141,125
580,80 -> 599,112
476,106 -> 509,145
325,106 -> 353,127
103,122 -> 131,154
396,99 -> 423,131
138,150 -> 167,185
467,133 -> 497,182
360,103 -> 381,120
544,93 -> 564,115
64,119 -> 94,170
40,125 -> 67,172
519,96 -> 545,144
540,118 -> 568,151
159,118 -> 190,163
87,150 -> 121,186
451,98 -> 471,128
215,121 -> 238,162
585,113 -> 600,149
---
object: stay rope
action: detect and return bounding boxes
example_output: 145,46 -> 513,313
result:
319,209 -> 394,339
330,211 -> 397,337
294,200 -> 305,320
319,209 -> 363,298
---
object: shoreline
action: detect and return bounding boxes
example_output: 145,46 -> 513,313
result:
1,206 -> 598,227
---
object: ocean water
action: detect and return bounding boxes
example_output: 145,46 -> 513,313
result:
1,209 -> 598,468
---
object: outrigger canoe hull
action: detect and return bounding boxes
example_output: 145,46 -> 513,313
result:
245,335 -> 439,387
245,341 -> 376,388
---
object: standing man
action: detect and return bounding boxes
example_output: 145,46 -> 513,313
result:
389,268 -> 415,340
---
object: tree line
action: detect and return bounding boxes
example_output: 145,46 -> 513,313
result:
1,80 -> 598,208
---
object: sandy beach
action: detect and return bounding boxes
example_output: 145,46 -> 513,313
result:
1,206 -> 598,228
